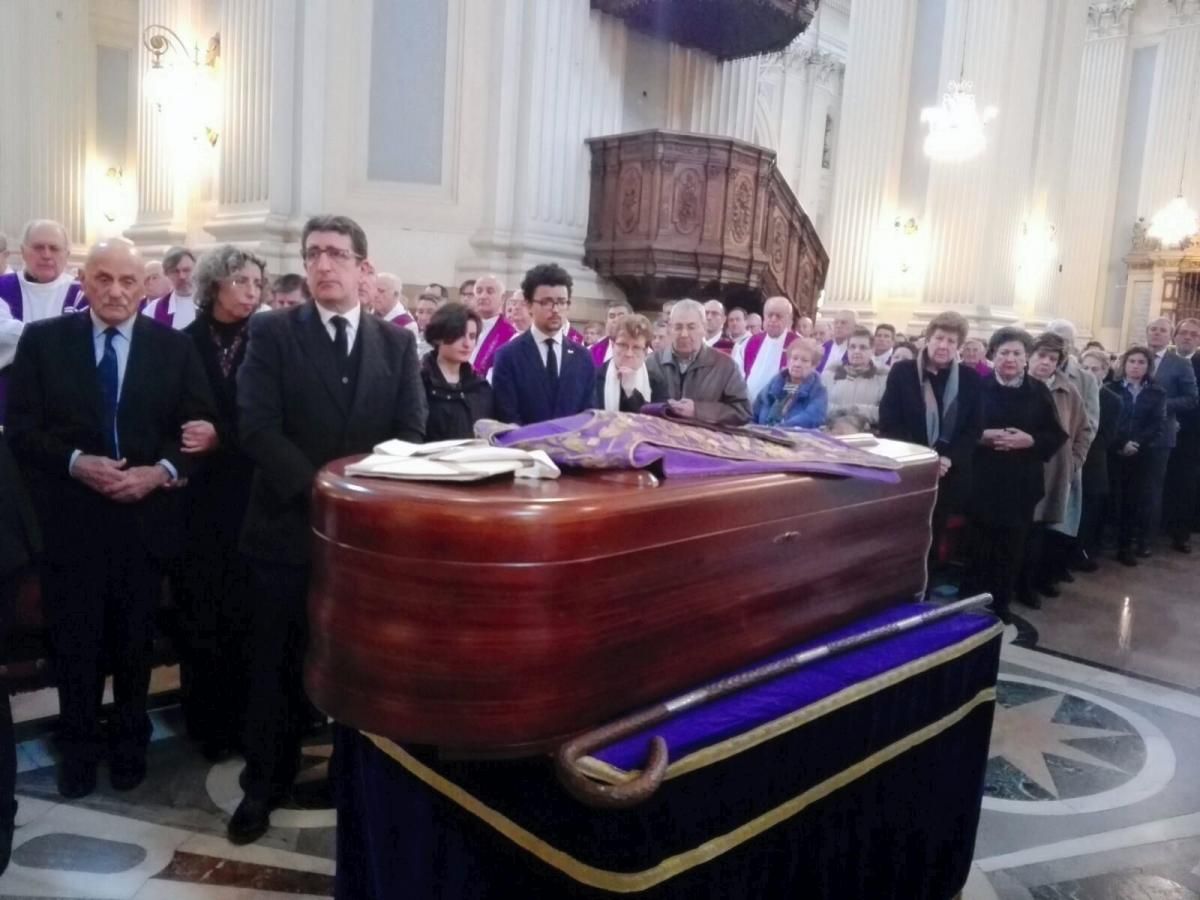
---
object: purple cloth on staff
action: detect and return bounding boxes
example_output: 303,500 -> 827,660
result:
484,410 -> 901,483
592,603 -> 997,772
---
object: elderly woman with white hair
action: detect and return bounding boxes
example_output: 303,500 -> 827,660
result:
177,244 -> 268,761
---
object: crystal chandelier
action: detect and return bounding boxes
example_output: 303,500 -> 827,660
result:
921,81 -> 998,163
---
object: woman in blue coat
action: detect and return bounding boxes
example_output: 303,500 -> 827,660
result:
753,339 -> 828,429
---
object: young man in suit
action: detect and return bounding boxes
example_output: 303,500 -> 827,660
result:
492,263 -> 595,426
6,238 -> 217,799
231,215 -> 426,844
1163,318 -> 1200,552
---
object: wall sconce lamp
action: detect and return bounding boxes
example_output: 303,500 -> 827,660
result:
142,24 -> 221,146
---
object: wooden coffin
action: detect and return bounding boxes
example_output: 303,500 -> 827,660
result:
306,438 -> 939,755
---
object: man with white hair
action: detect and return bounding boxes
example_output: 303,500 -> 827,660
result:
470,274 -> 516,376
739,296 -> 799,404
746,312 -> 763,336
646,299 -> 749,426
817,309 -> 857,372
372,272 -> 418,335
0,221 -> 87,415
142,246 -> 197,330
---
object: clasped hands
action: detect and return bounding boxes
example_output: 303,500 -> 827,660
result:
981,427 -> 1035,452
72,419 -> 218,502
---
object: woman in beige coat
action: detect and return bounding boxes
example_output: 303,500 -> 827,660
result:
821,327 -> 890,431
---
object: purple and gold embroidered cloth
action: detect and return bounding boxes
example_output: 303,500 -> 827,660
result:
476,410 -> 901,482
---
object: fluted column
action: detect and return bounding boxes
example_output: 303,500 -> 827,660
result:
204,0 -> 302,272
466,1 -> 627,310
125,0 -> 191,253
0,3 -> 91,249
822,0 -> 919,315
1056,1 -> 1134,331
916,0 -> 1048,333
1136,7 -> 1200,225
794,51 -> 844,234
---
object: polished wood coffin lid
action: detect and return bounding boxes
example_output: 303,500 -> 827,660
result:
307,439 -> 939,753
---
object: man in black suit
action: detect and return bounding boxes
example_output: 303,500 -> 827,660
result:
1145,317 -> 1198,555
5,238 -> 217,798
878,311 -> 983,572
231,215 -> 426,844
1165,318 -> 1200,552
491,263 -> 595,426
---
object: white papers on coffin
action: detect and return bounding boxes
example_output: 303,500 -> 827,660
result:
346,439 -> 561,482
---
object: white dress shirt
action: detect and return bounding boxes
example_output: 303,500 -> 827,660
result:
471,315 -> 501,364
316,301 -> 362,351
530,324 -> 565,368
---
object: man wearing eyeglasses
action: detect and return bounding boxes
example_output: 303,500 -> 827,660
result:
492,263 -> 595,426
647,299 -> 750,426
231,214 -> 427,845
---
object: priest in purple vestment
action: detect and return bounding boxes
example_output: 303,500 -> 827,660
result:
470,275 -> 516,377
737,295 -> 799,405
141,246 -> 197,330
372,272 -> 418,334
589,300 -> 632,367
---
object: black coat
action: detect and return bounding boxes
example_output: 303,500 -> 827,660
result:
1082,385 -> 1121,496
0,433 -> 39,578
1106,380 -> 1166,449
878,360 -> 982,512
421,354 -> 494,442
591,360 -> 668,413
5,313 -> 216,564
183,314 -> 255,555
236,304 -> 427,565
969,376 -> 1067,527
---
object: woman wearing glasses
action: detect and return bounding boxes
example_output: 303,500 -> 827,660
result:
178,245 -> 267,762
592,314 -> 666,413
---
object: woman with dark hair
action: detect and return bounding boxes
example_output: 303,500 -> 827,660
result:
179,245 -> 266,759
964,327 -> 1067,623
422,302 -> 495,441
1106,346 -> 1167,565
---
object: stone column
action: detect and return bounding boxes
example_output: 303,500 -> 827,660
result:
664,48 -> 759,142
1055,1 -> 1134,331
915,0 -> 1049,334
465,0 -> 628,312
1136,4 -> 1200,228
204,0 -> 303,273
0,3 -> 91,249
124,0 -> 191,254
822,0 -> 919,317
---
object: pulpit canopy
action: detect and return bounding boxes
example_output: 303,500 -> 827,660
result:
591,0 -> 820,60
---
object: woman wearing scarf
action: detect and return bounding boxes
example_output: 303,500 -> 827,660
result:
592,314 -> 666,413
178,245 -> 266,760
963,328 -> 1067,623
821,326 -> 889,430
753,339 -> 827,429
1106,346 -> 1166,566
878,312 -> 983,572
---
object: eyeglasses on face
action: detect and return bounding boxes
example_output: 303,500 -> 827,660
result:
229,274 -> 265,289
303,246 -> 361,265
614,341 -> 647,354
531,297 -> 571,309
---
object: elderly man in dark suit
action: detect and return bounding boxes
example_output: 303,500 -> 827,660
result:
492,263 -> 595,426
1164,318 -> 1200,552
231,215 -> 426,844
6,238 -> 217,799
1143,317 -> 1198,556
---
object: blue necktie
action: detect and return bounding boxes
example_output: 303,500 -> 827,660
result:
98,327 -> 120,458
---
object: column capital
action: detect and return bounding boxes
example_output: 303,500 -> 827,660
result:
1164,0 -> 1200,25
1086,0 -> 1136,39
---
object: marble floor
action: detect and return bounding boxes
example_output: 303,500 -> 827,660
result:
0,541 -> 1196,899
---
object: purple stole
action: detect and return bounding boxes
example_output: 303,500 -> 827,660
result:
567,326 -> 585,346
712,336 -> 734,355
152,294 -> 176,327
472,316 -> 517,375
0,273 -> 86,420
590,337 -> 611,367
386,309 -> 415,329
742,330 -> 798,376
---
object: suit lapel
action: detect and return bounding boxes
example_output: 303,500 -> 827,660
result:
118,318 -> 155,433
349,314 -> 385,421
298,304 -> 350,414
68,313 -> 104,428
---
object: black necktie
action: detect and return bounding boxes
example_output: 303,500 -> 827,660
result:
97,327 -> 120,458
331,315 -> 349,374
544,338 -> 559,385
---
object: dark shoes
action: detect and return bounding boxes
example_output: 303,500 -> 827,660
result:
1070,551 -> 1099,573
57,758 -> 98,799
1117,548 -> 1138,567
228,795 -> 273,845
110,754 -> 147,792
1017,590 -> 1042,610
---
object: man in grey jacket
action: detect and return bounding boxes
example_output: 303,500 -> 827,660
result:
647,299 -> 750,427
1144,317 -> 1199,555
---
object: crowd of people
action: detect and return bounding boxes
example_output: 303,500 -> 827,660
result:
0,213 -> 1198,871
